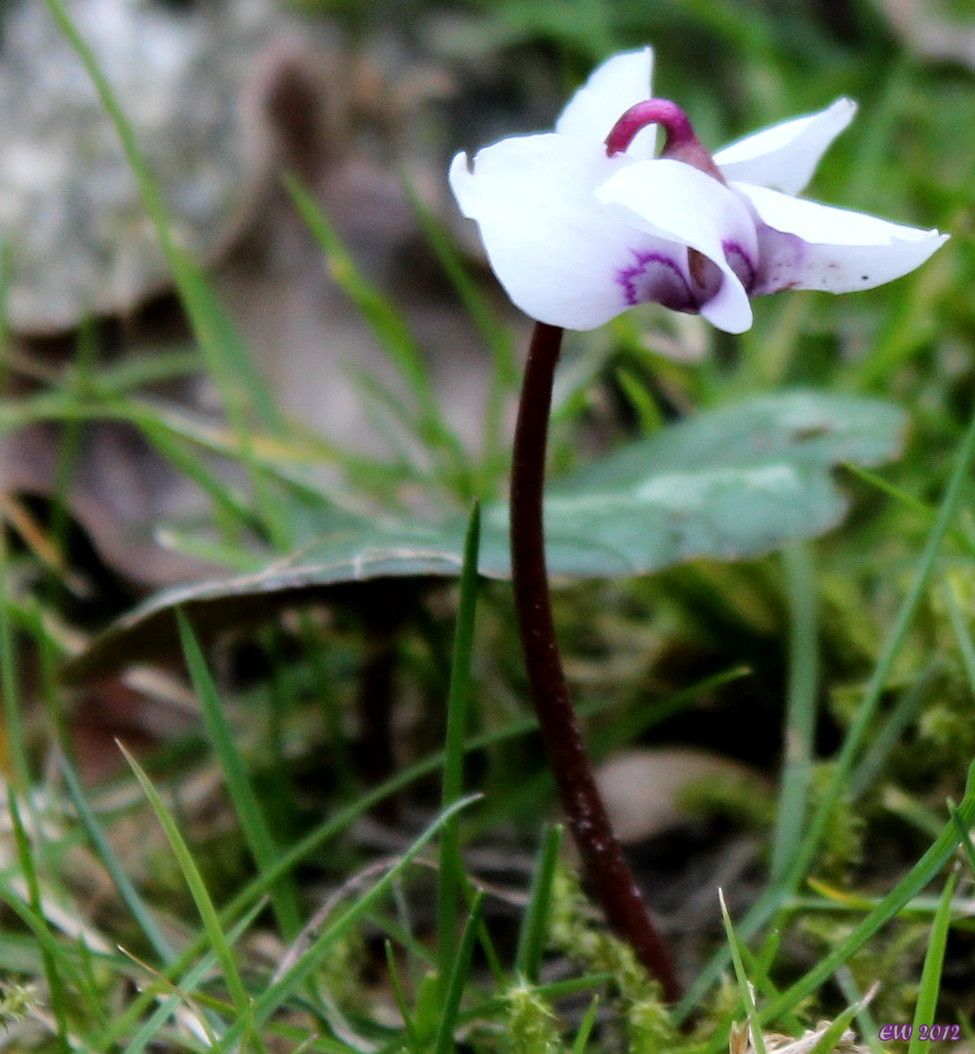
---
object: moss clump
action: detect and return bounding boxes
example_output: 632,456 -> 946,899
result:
547,865 -> 678,1053
505,983 -> 567,1054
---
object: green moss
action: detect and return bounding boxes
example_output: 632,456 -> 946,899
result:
505,983 -> 567,1054
678,770 -> 776,831
547,865 -> 678,1053
807,762 -> 866,881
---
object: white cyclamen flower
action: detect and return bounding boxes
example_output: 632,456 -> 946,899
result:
449,47 -> 947,334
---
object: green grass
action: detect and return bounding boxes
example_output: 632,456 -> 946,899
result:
0,0 -> 974,1049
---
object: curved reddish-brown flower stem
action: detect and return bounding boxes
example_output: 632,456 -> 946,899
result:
510,321 -> 682,1003
605,97 -> 725,183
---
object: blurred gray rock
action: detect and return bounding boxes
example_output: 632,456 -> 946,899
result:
0,0 -> 276,334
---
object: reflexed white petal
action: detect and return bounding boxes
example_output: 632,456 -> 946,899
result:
734,182 -> 949,294
449,135 -> 666,329
597,159 -> 757,332
715,98 -> 856,195
555,47 -> 657,158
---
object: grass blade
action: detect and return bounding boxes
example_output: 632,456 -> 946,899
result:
40,0 -> 280,430
907,865 -> 959,1054
284,175 -> 473,495
119,743 -> 265,1051
791,400 -> 975,884
835,970 -> 884,1054
950,803 -> 975,878
7,788 -> 72,1053
692,764 -> 975,1053
757,764 -> 975,1029
769,545 -> 818,885
58,755 -> 177,965
384,939 -> 422,1053
434,892 -> 485,1054
514,824 -> 564,984
849,663 -> 937,800
400,176 -> 518,488
95,899 -> 265,1053
720,889 -> 767,1054
678,394 -> 975,1024
437,501 -> 481,983
177,608 -> 302,940
117,901 -> 267,1054
807,987 -> 879,1054
42,0 -> 291,550
944,572 -> 975,691
212,794 -> 480,1052
0,531 -> 31,794
572,996 -> 600,1054
96,682 -> 732,1050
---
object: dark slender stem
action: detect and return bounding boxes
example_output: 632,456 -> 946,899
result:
510,321 -> 682,1003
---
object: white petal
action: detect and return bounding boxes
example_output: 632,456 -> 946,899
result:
714,98 -> 856,195
449,135 -> 668,329
734,182 -> 949,295
555,47 -> 657,157
597,159 -> 758,332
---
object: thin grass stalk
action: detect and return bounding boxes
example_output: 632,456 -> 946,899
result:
769,544 -> 818,885
42,0 -> 290,550
721,931 -> 802,1034
472,909 -> 507,988
48,319 -> 99,567
788,397 -> 975,880
686,773 -> 975,1053
100,680 -> 686,1050
433,892 -> 485,1054
834,970 -> 884,1054
0,872 -> 90,992
177,610 -> 302,940
0,530 -> 31,793
7,788 -> 72,1053
211,796 -> 479,1053
58,755 -> 177,965
944,573 -> 975,686
478,664 -> 748,837
907,864 -> 959,1054
437,502 -> 481,983
110,902 -> 265,1054
756,765 -> 975,1032
572,997 -> 601,1054
33,604 -> 74,770
514,824 -> 564,984
678,391 -> 975,1022
949,804 -> 975,878
384,940 -> 422,1053
720,890 -> 768,1054
849,662 -> 938,800
284,175 -> 473,495
120,744 -> 267,1052
400,176 -> 519,492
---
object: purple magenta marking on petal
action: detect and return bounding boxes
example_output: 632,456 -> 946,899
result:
723,241 -> 757,294
749,228 -> 806,296
618,251 -> 698,313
